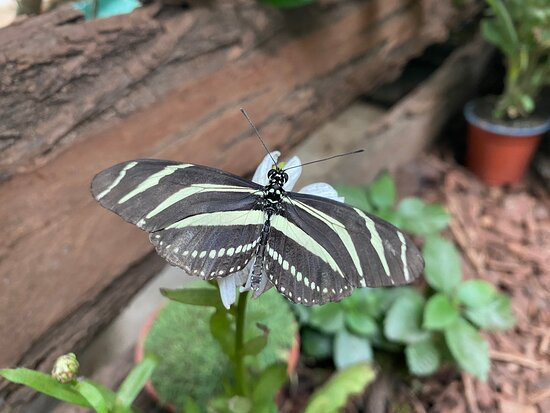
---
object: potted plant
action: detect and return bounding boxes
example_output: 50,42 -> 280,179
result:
465,0 -> 550,185
135,282 -> 299,412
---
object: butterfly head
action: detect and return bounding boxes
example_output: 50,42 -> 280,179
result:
267,168 -> 288,186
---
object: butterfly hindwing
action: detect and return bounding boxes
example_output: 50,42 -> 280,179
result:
265,192 -> 423,305
91,159 -> 264,277
150,210 -> 263,279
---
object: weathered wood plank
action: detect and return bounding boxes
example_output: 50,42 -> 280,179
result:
0,1 -> 471,406
298,36 -> 494,185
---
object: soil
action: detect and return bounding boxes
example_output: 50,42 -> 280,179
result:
280,152 -> 550,413
471,96 -> 550,129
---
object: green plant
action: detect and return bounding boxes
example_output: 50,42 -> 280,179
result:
0,354 -> 158,413
161,282 -> 297,412
481,0 -> 550,119
146,283 -> 297,410
297,174 -> 515,381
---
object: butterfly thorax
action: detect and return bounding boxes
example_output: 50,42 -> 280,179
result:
261,168 -> 288,215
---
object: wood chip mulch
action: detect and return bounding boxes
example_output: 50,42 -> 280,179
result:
398,154 -> 550,413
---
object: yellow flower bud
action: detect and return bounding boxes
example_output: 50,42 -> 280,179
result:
51,353 -> 79,384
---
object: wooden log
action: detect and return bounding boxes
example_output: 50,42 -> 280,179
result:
0,0 -> 472,406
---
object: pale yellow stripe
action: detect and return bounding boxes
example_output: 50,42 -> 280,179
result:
118,163 -> 192,204
166,209 -> 265,229
271,215 -> 344,277
96,161 -> 137,200
146,184 -> 258,219
397,231 -> 410,281
354,208 -> 390,276
291,199 -> 363,277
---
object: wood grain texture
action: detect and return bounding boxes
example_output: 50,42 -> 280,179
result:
0,0 -> 469,406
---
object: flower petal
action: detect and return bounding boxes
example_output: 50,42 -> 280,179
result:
252,151 -> 280,185
299,182 -> 345,203
218,275 -> 237,309
283,156 -> 302,191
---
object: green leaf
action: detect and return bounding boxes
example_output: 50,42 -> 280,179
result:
161,288 -> 222,308
332,185 -> 372,212
307,303 -> 345,334
384,291 -> 428,344
333,329 -> 373,369
405,339 -> 441,376
115,354 -> 158,409
301,328 -> 333,359
367,174 -> 396,210
444,318 -> 490,381
259,0 -> 315,8
345,312 -> 379,338
243,334 -> 268,357
397,198 -> 449,235
465,295 -> 516,331
304,363 -> 376,413
0,368 -> 90,407
183,396 -> 203,413
423,235 -> 462,293
251,362 -> 288,409
210,309 -> 235,359
423,293 -> 459,330
457,280 -> 497,308
520,95 -> 535,113
75,381 -> 109,413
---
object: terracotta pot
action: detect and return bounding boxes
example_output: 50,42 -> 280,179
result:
464,99 -> 550,186
135,305 -> 300,412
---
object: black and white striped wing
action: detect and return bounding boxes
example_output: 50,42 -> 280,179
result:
91,159 -> 264,278
265,193 -> 423,305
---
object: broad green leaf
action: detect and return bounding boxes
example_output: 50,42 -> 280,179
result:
333,329 -> 373,369
384,291 -> 428,344
423,293 -> 459,330
307,302 -> 345,334
251,362 -> 288,409
304,363 -> 376,413
368,174 -> 396,210
301,328 -> 333,359
75,381 -> 109,413
115,354 -> 158,409
423,236 -> 462,293
332,185 -> 372,212
345,312 -> 379,338
405,338 -> 441,376
210,309 -> 235,359
465,295 -> 516,331
520,95 -> 535,113
161,288 -> 222,308
444,318 -> 490,381
243,334 -> 268,357
457,280 -> 497,308
397,198 -> 449,235
259,0 -> 315,8
0,368 -> 90,407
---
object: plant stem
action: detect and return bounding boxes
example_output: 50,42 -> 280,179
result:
234,290 -> 249,396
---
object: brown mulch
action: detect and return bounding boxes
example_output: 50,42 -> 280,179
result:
396,154 -> 550,413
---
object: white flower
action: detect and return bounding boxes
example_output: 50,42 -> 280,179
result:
217,152 -> 344,309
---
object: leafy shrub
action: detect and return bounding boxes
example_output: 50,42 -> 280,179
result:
297,174 -> 515,380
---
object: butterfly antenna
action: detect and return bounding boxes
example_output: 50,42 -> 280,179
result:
284,149 -> 365,171
240,108 -> 278,168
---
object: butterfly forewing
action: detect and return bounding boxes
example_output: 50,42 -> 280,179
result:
264,192 -> 423,305
91,159 -> 264,277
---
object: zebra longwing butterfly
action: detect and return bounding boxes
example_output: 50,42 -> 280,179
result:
91,154 -> 423,306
